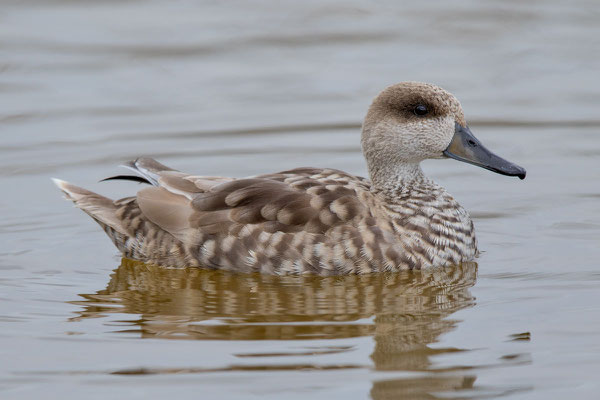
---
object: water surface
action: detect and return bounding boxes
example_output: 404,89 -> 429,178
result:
1,1 -> 600,399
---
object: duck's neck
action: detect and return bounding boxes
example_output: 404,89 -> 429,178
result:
369,161 -> 429,193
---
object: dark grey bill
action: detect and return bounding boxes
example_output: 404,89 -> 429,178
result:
443,123 -> 526,180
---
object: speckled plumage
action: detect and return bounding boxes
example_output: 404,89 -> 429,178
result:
54,82 -> 523,275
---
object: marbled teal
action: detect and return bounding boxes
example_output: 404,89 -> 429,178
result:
54,82 -> 525,274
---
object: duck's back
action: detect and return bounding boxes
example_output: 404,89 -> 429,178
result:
140,166 -> 382,274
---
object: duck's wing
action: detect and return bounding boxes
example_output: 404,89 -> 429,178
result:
122,158 -> 373,247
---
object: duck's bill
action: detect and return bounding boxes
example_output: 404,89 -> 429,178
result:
443,123 -> 526,180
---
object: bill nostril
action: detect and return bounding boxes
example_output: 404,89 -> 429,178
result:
467,140 -> 477,147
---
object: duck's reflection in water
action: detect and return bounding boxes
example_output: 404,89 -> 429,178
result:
72,260 -> 478,398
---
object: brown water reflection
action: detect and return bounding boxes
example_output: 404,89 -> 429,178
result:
73,260 -> 476,373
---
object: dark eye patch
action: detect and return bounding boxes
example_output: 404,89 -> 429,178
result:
383,94 -> 440,120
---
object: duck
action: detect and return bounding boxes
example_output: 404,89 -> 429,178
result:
53,82 -> 525,275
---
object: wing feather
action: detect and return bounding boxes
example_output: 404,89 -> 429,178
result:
130,159 -> 372,243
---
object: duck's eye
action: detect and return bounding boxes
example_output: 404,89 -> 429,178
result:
413,104 -> 429,116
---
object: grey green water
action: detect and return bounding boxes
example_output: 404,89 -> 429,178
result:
1,1 -> 600,399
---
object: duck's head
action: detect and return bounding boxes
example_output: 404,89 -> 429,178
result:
361,82 -> 526,187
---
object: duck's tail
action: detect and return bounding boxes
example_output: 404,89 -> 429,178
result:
52,179 -> 122,232
52,178 -> 133,254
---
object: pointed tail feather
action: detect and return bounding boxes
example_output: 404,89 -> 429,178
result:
52,178 -> 127,236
